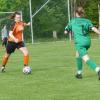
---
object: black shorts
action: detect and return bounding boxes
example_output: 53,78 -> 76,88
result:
6,41 -> 25,54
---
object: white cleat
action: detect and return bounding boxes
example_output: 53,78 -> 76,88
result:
1,67 -> 5,72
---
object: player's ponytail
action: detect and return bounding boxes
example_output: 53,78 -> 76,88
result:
75,7 -> 85,17
9,12 -> 21,19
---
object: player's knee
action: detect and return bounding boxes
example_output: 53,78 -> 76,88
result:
4,53 -> 10,58
23,50 -> 29,56
82,55 -> 90,62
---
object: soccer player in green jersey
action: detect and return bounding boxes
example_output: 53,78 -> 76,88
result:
64,7 -> 100,80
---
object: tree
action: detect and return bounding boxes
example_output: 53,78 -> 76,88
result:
0,0 -> 99,41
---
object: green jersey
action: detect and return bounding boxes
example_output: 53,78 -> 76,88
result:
65,17 -> 93,46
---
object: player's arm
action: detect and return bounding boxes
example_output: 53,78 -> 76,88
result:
9,31 -> 18,43
64,28 -> 68,35
24,22 -> 30,26
91,27 -> 100,35
88,20 -> 100,35
9,22 -> 18,43
64,21 -> 72,35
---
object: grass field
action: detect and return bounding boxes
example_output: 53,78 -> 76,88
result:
0,40 -> 100,100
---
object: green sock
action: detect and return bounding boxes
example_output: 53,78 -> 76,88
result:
76,57 -> 83,71
86,59 -> 97,70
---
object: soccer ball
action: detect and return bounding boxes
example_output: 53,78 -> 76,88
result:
23,66 -> 31,74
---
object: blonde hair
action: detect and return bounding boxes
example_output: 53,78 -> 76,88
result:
75,7 -> 85,17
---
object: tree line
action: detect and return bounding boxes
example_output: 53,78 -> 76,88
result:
0,0 -> 99,41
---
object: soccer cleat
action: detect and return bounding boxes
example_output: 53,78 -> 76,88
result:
98,70 -> 100,80
75,74 -> 82,79
1,66 -> 5,72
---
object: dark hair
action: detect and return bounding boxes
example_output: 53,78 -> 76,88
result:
10,12 -> 21,19
75,7 -> 85,17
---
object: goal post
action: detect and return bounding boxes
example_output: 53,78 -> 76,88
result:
67,0 -> 76,41
29,0 -> 51,44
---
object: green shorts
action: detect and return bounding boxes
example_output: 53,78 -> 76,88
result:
75,44 -> 90,57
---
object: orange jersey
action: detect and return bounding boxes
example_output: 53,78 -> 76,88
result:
8,21 -> 24,42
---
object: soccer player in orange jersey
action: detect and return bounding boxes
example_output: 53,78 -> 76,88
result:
1,12 -> 31,72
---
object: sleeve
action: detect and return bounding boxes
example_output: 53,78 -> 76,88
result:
88,20 -> 94,30
65,21 -> 72,32
21,21 -> 26,26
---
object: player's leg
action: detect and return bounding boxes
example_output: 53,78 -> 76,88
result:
19,47 -> 29,67
1,53 -> 10,72
76,45 -> 100,80
81,46 -> 100,72
79,46 -> 100,80
77,45 -> 98,70
82,55 -> 98,70
75,51 -> 83,79
18,42 -> 31,74
82,54 -> 100,80
18,42 -> 29,67
1,42 -> 16,72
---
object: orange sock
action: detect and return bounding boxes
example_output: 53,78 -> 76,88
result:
24,55 -> 29,66
2,56 -> 9,66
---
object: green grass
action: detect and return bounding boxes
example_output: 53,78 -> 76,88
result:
0,40 -> 100,100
